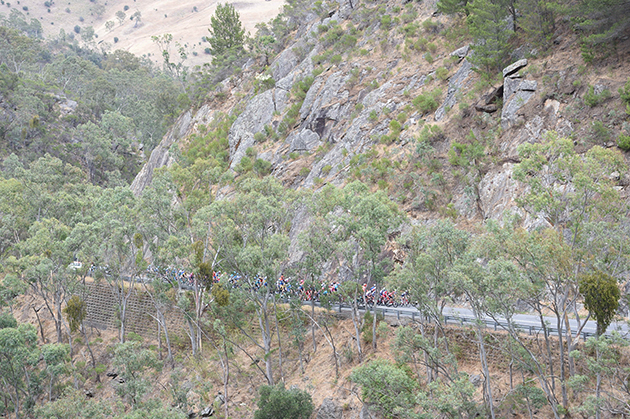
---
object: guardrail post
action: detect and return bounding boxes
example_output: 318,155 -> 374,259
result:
397,310 -> 400,320
412,312 -> 415,321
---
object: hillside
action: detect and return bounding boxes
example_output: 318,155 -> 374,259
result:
1,0 -> 283,66
2,0 -> 630,417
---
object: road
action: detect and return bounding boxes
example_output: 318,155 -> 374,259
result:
326,302 -> 630,340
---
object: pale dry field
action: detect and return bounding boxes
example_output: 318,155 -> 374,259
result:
5,0 -> 285,66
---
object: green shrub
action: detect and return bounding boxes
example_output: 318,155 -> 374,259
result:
349,359 -> 416,418
253,158 -> 272,176
254,384 -> 314,419
369,110 -> 378,121
389,119 -> 402,135
380,15 -> 392,29
619,79 -> 630,105
299,167 -> 311,177
340,34 -> 357,49
321,164 -> 332,175
413,88 -> 442,113
436,67 -> 448,80
617,133 -> 630,150
583,85 -> 611,107
422,18 -> 438,32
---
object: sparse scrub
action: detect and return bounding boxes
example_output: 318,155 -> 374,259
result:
413,88 -> 443,114
583,85 -> 611,107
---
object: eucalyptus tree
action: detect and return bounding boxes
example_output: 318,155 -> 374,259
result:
202,176 -> 298,385
332,181 -> 403,351
513,131 -> 630,403
387,220 -> 469,380
91,187 -> 142,343
297,184 -> 340,354
0,320 -> 39,419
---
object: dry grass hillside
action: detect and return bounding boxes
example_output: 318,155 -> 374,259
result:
12,288 -> 550,419
2,0 -> 284,66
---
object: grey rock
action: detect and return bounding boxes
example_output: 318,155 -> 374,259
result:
503,76 -> 522,99
435,59 -> 473,121
502,76 -> 537,129
290,129 -> 321,152
362,81 -> 393,108
270,48 -> 299,82
199,406 -> 214,417
502,58 -> 528,78
475,104 -> 498,113
276,46 -> 318,91
274,88 -> 290,114
229,90 -> 275,168
58,98 -> 78,114
479,163 -> 521,221
520,79 -> 537,91
300,77 -> 324,119
501,89 -> 536,129
360,404 -> 375,419
510,46 -> 526,61
316,398 -> 342,419
450,45 -> 470,59
593,83 -> 608,96
131,109 -> 200,196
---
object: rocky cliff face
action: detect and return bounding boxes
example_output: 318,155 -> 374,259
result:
132,0 -> 630,231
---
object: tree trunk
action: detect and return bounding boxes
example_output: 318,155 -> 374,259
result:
311,298 -> 317,353
476,321 -> 495,419
273,297 -> 284,383
32,306 -> 46,343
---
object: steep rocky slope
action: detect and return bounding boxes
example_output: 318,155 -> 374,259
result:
132,0 -> 630,233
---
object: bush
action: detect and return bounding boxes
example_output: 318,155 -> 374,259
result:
583,85 -> 611,107
617,133 -> 630,150
349,359 -> 416,418
254,384 -> 314,419
590,121 -> 611,143
113,37 -> 119,43
436,67 -> 448,80
73,25 -> 81,33
413,88 -> 442,113
619,79 -> 630,105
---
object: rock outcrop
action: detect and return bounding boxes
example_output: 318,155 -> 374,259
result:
316,398 -> 343,419
500,59 -> 537,129
130,105 -> 214,196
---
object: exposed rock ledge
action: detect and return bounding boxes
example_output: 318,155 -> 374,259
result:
130,105 -> 214,196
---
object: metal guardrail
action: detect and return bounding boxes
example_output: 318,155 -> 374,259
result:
330,303 -> 604,340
